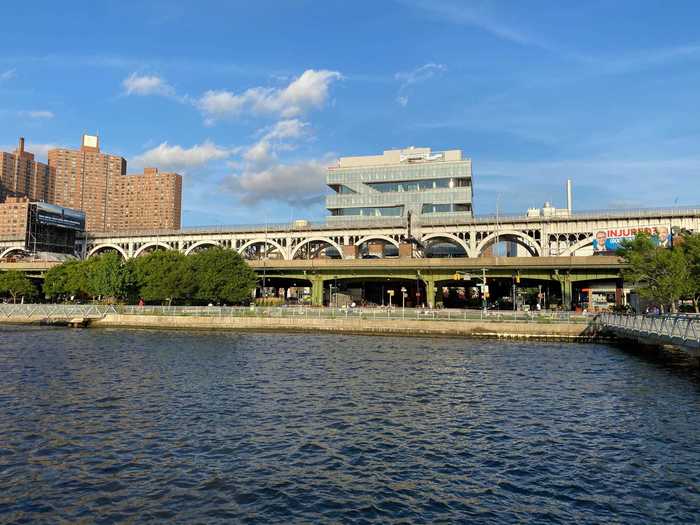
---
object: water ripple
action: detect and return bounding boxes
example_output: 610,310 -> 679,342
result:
0,325 -> 699,523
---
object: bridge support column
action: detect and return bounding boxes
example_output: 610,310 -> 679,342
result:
615,278 -> 624,306
311,277 -> 324,307
560,277 -> 572,310
423,278 -> 436,309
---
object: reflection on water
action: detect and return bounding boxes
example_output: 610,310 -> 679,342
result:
0,326 -> 699,523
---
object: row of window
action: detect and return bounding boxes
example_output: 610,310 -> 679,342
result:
421,203 -> 471,214
367,178 -> 470,193
331,206 -> 404,217
331,178 -> 471,195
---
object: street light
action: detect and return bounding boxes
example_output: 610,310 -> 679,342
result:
401,286 -> 407,313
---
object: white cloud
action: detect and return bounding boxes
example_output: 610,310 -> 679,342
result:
133,140 -> 233,171
221,117 -> 328,205
223,157 -> 330,205
122,72 -> 175,96
242,140 -> 274,167
20,110 -> 54,119
261,119 -> 309,141
197,69 -> 341,122
399,0 -> 553,50
0,68 -> 16,81
395,63 -> 447,106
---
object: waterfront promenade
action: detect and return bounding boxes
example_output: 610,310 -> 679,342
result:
0,303 -> 594,340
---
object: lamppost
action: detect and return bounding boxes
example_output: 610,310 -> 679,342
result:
401,286 -> 407,314
334,275 -> 338,309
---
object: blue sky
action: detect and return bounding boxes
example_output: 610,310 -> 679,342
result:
1,0 -> 700,226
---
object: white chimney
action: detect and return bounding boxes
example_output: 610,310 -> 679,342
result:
566,179 -> 573,214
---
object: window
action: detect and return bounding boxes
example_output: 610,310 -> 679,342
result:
332,206 -> 403,217
421,203 -> 471,214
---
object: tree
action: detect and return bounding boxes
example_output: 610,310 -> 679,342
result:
43,260 -> 80,300
86,252 -> 132,301
618,232 -> 691,313
189,247 -> 257,304
679,233 -> 700,312
129,250 -> 193,304
0,271 -> 37,303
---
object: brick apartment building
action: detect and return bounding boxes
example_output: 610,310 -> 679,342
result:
0,196 -> 30,237
0,135 -> 182,233
0,138 -> 52,204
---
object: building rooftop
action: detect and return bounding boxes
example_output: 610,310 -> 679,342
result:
332,147 -> 466,169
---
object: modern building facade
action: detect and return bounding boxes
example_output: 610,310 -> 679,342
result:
326,147 -> 473,223
0,135 -> 182,234
0,196 -> 85,256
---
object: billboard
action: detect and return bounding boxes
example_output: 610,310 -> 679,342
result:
35,202 -> 85,231
592,225 -> 671,253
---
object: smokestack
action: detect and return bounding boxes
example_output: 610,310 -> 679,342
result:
18,137 -> 25,155
566,179 -> 573,214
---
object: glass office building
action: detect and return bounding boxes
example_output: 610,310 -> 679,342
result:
326,147 -> 473,223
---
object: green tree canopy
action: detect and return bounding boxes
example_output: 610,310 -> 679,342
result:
189,247 -> 257,304
679,233 -> 700,312
618,232 -> 691,313
85,252 -> 132,301
43,260 -> 81,299
0,271 -> 37,303
129,250 -> 193,304
43,253 -> 132,302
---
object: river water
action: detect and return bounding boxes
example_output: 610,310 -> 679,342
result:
0,326 -> 699,524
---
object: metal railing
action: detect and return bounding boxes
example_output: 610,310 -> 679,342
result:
117,305 -> 586,324
598,312 -> 700,348
81,204 -> 700,239
0,303 -> 588,324
0,304 -> 117,320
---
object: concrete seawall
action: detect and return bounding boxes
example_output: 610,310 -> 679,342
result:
89,314 -> 597,340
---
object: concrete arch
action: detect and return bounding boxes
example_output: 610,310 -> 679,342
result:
476,230 -> 541,257
133,242 -> 172,258
422,233 -> 473,258
0,246 -> 27,259
291,237 -> 344,260
354,235 -> 401,249
87,244 -> 128,260
184,240 -> 221,256
238,239 -> 288,260
561,236 -> 594,256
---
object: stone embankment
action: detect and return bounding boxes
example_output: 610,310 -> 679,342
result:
91,314 -> 596,341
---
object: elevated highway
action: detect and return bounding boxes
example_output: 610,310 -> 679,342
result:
1,256 -> 624,308
247,256 -> 624,307
2,205 -> 696,262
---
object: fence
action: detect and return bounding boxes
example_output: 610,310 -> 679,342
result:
598,312 -> 700,348
118,305 -> 585,324
0,304 -> 117,320
0,303 -> 588,324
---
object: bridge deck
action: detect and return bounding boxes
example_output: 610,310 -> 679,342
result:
599,313 -> 700,352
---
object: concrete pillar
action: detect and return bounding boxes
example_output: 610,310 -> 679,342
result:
560,278 -> 572,310
424,278 -> 436,309
615,278 -> 624,306
311,278 -> 324,307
